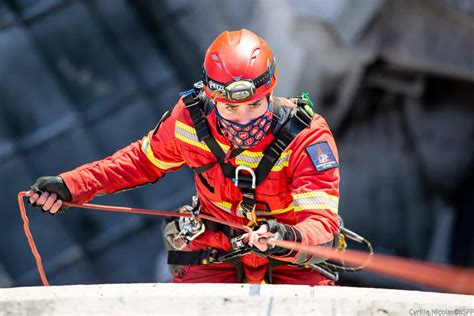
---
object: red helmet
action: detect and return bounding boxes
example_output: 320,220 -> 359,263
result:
202,29 -> 278,104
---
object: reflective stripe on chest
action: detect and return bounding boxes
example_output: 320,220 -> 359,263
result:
175,120 -> 292,173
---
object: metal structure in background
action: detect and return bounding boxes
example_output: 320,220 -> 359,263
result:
0,0 -> 473,291
0,0 -> 205,287
308,0 -> 474,289
325,57 -> 474,289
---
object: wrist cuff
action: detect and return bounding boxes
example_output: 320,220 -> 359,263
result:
264,220 -> 302,257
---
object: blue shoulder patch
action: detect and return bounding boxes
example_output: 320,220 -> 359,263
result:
305,141 -> 338,172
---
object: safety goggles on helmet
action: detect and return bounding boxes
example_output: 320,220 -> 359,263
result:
203,62 -> 276,103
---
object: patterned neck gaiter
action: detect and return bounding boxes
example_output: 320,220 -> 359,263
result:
215,102 -> 273,149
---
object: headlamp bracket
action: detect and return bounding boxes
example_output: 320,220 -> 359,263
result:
224,80 -> 256,102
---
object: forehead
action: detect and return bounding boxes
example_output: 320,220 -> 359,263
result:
217,96 -> 266,107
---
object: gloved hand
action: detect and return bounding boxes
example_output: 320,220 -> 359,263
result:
244,219 -> 300,257
28,176 -> 72,215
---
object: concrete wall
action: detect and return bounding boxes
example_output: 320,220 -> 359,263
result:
0,284 -> 473,316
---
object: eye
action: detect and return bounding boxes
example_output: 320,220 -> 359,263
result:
225,105 -> 238,111
249,103 -> 260,109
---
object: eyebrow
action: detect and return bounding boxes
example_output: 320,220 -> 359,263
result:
225,101 -> 260,107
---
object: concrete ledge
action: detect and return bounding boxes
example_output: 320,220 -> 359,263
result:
0,284 -> 473,315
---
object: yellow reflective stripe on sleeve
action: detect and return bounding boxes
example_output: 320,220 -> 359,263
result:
141,136 -> 185,170
292,191 -> 339,214
175,120 -> 209,151
175,120 -> 229,152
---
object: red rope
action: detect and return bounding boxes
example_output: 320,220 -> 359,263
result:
270,240 -> 474,294
17,191 -> 250,286
18,191 -> 474,294
60,198 -> 250,233
18,192 -> 50,286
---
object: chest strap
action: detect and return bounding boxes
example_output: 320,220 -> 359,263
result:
182,89 -> 313,224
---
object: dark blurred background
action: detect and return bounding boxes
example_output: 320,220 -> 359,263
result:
0,0 -> 472,290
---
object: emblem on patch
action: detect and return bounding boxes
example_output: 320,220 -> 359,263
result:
306,141 -> 338,171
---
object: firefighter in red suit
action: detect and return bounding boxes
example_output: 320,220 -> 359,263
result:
29,29 -> 340,285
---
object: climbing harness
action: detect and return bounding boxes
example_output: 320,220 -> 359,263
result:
183,83 -> 314,226
167,211 -> 373,282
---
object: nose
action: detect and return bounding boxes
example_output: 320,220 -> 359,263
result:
234,108 -> 252,125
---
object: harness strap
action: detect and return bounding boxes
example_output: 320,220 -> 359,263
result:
236,99 -> 311,219
182,93 -> 226,163
167,248 -> 287,284
190,98 -> 283,177
192,149 -> 244,175
168,249 -> 221,266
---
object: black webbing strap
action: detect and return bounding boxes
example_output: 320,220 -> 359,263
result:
192,149 -> 244,175
168,248 -> 289,284
182,93 -> 210,142
187,95 -> 284,179
255,127 -> 294,185
237,100 -> 312,217
270,97 -> 282,133
168,249 -> 220,266
256,98 -> 313,185
168,250 -> 204,265
168,248 -> 246,282
183,93 -> 226,164
266,257 -> 289,284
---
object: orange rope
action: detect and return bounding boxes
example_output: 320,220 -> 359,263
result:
18,191 -> 474,294
18,192 -> 50,286
60,197 -> 250,233
270,240 -> 474,295
17,191 -> 250,286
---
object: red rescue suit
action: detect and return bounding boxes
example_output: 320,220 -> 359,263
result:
60,96 -> 340,285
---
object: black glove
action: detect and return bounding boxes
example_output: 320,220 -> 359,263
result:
252,219 -> 302,257
30,176 -> 72,214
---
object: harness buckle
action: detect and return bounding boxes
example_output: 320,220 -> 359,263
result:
233,165 -> 256,189
201,248 -> 221,265
216,248 -> 252,263
238,201 -> 257,224
230,234 -> 247,250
